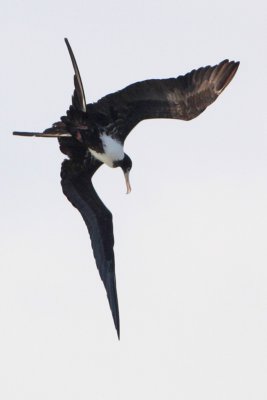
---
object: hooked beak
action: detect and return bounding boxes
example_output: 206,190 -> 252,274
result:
124,170 -> 131,194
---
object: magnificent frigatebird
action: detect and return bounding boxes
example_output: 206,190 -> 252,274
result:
14,38 -> 239,338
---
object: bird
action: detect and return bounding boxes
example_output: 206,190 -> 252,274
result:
13,38 -> 239,338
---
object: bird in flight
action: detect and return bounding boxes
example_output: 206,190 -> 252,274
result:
14,38 -> 239,338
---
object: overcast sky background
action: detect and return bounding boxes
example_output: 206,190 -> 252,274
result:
1,0 -> 267,399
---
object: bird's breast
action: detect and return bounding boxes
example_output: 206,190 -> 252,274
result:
89,133 -> 124,168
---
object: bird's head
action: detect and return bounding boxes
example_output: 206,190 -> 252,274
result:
113,153 -> 132,194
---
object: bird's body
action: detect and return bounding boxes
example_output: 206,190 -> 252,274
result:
89,133 -> 124,167
13,39 -> 239,338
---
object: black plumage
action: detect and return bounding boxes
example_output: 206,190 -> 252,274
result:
60,156 -> 120,337
13,39 -> 239,338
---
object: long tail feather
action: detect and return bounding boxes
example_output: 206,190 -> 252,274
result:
13,131 -> 71,138
64,38 -> 87,112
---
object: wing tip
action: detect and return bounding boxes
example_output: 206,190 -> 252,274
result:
106,279 -> 120,340
113,309 -> 120,340
215,59 -> 240,93
116,326 -> 120,340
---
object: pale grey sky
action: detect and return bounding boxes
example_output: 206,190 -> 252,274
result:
1,0 -> 267,399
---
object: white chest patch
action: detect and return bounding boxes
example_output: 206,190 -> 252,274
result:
89,133 -> 124,168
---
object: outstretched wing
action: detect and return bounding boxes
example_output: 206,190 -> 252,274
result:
60,153 -> 120,338
94,59 -> 239,141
